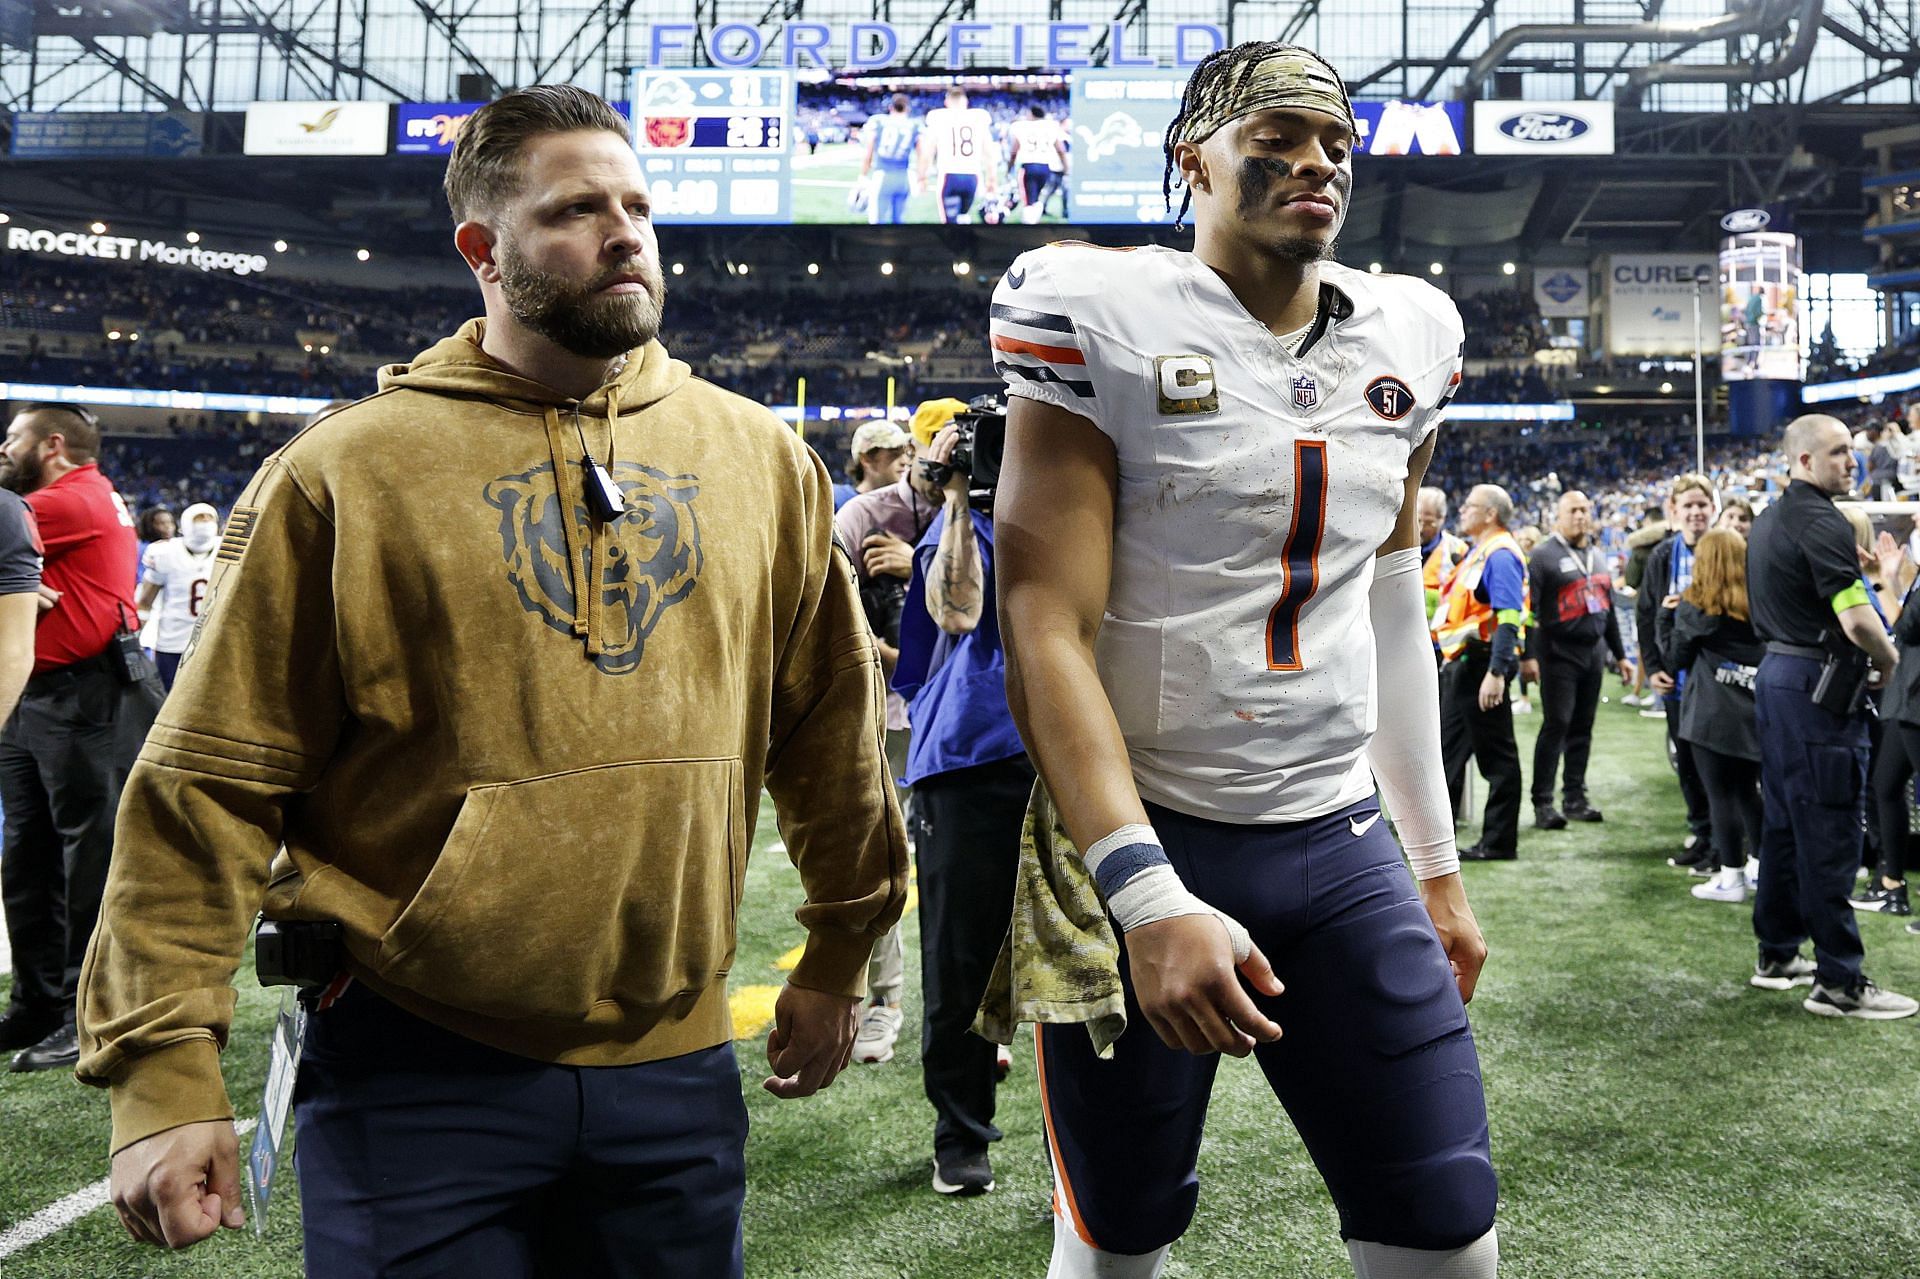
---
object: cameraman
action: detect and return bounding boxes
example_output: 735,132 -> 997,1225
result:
892,402 -> 1030,1198
834,409 -> 945,1066
1747,415 -> 1914,1018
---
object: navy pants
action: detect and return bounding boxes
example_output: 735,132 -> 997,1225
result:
1037,799 -> 1496,1257
1753,654 -> 1869,989
294,984 -> 747,1278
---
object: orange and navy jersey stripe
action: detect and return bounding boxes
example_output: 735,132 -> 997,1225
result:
989,301 -> 1096,404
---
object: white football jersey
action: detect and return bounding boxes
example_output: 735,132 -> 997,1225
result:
140,538 -> 216,653
991,245 -> 1463,823
1010,116 -> 1067,168
924,106 -> 997,176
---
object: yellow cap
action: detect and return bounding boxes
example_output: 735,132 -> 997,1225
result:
910,398 -> 969,450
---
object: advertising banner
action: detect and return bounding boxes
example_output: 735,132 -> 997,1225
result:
243,101 -> 390,156
1473,101 -> 1615,156
11,110 -> 204,158
1067,68 -> 1185,224
395,102 -> 486,156
1719,227 -> 1803,382
1353,101 -> 1467,157
1532,266 -> 1589,318
1605,253 -> 1713,356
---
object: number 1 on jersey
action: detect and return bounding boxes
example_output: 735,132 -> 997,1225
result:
1265,440 -> 1328,672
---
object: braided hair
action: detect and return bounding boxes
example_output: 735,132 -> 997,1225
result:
1162,41 -> 1349,230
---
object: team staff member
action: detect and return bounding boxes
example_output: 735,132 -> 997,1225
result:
1438,484 -> 1529,860
0,485 -> 47,1049
1417,485 -> 1465,623
1524,490 -> 1631,829
0,404 -> 156,1074
891,406 -> 1029,1198
1638,475 -> 1718,867
1745,415 -> 1915,1019
79,86 -> 908,1272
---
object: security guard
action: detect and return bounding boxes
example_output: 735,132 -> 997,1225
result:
1436,483 -> 1529,860
1746,414 -> 1916,1019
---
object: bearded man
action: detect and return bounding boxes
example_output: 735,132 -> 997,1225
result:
78,85 -> 907,1278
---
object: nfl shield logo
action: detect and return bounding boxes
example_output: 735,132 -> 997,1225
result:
1292,374 -> 1319,411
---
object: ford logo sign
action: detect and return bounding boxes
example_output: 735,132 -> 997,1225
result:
1497,111 -> 1589,143
1719,208 -> 1771,233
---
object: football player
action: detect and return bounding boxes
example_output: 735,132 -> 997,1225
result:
860,93 -> 921,226
1006,105 -> 1069,225
136,501 -> 219,690
919,86 -> 999,224
991,41 -> 1497,1279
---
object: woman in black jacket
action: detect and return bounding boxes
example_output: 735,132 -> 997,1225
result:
1669,529 -> 1766,903
1858,531 -> 1919,917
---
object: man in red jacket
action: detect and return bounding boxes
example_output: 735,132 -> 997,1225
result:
0,403 -> 159,1073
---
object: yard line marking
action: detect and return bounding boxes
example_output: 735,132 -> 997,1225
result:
0,1117 -> 259,1261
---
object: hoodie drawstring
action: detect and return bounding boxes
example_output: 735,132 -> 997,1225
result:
541,405 -> 593,639
584,384 -> 623,659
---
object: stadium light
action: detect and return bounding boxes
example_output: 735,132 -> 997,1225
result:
1429,262 -> 1444,275
671,262 -> 685,275
739,264 -> 750,275
128,333 -> 139,342
1660,381 -> 1674,393
107,330 -> 122,340
90,221 -> 107,234
184,231 -> 200,243
356,249 -> 371,261
953,261 -> 971,276
320,345 -> 331,354
1368,262 -> 1382,274
1502,262 -> 1516,275
273,239 -> 289,252
303,343 -> 314,352
880,262 -> 894,276
807,262 -> 820,275
0,213 -> 10,225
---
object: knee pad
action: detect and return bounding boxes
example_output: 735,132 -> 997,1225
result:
1048,1213 -> 1170,1279
1347,1226 -> 1498,1279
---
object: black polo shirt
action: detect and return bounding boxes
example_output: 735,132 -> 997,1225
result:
1748,479 -> 1865,646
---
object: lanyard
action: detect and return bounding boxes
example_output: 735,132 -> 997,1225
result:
1551,533 -> 1595,579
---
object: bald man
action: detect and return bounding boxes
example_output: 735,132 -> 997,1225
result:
1435,484 -> 1529,860
1524,491 -> 1632,829
1746,415 -> 1914,1018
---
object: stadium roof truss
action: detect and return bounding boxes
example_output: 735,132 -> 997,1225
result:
0,0 -> 1914,115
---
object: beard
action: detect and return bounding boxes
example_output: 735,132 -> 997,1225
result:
0,450 -> 41,495
497,239 -> 667,360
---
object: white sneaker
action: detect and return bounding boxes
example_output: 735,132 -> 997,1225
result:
1638,706 -> 1667,719
1743,857 -> 1760,890
1692,873 -> 1747,903
1511,697 -> 1533,715
853,1002 -> 903,1063
1803,978 -> 1920,1020
1751,954 -> 1818,989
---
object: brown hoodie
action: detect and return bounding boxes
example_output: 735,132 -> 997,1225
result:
77,319 -> 909,1153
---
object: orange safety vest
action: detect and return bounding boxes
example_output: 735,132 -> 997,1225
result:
1432,530 -> 1529,662
1421,532 -> 1467,618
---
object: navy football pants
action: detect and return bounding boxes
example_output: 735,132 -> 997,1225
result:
1037,799 -> 1497,1257
294,984 -> 747,1278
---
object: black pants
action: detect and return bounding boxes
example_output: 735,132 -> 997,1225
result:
0,662 -> 158,1018
1441,648 -> 1521,854
1870,720 -> 1920,883
1753,654 -> 1867,990
1691,744 -> 1762,872
914,753 -> 1034,1159
1664,695 -> 1714,846
1531,654 -> 1602,807
297,984 -> 747,1278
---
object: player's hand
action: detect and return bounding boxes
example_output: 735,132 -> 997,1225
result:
1416,872 -> 1488,1004
110,1119 -> 246,1249
1477,672 -> 1506,711
1648,671 -> 1676,694
1519,658 -> 1540,684
763,983 -> 859,1099
1123,915 -> 1283,1058
862,532 -> 915,580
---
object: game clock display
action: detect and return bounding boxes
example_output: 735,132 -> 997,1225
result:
631,69 -> 793,223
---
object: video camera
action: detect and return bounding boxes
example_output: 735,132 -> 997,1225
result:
915,393 -> 1007,510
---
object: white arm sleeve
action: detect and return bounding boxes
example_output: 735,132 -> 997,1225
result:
1367,546 -> 1458,880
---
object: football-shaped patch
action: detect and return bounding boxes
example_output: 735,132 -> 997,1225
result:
1365,376 -> 1416,421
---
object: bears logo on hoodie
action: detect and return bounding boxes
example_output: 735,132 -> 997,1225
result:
484,461 -> 702,674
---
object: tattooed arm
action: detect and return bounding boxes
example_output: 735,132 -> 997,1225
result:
919,424 -> 986,635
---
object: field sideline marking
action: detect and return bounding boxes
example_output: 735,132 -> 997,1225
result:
0,1117 -> 259,1261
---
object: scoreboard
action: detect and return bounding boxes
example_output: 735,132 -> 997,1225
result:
631,70 -> 792,223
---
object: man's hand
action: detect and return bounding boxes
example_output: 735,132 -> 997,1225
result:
110,1119 -> 245,1249
1616,658 -> 1636,684
35,585 -> 60,614
919,425 -> 971,503
862,532 -> 915,580
1648,670 -> 1676,694
1124,915 -> 1283,1058
1477,672 -> 1506,711
1416,873 -> 1488,1004
1519,658 -> 1540,684
1660,593 -> 1682,611
763,983 -> 860,1099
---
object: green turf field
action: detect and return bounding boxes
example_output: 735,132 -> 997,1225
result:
5,692 -> 1919,1277
790,140 -> 1070,225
